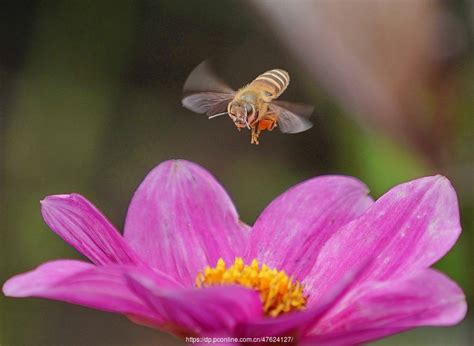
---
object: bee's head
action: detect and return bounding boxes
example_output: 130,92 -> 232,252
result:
228,101 -> 254,129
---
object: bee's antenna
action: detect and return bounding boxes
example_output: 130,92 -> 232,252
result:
208,112 -> 228,119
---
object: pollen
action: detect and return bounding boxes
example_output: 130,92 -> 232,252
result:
195,257 -> 307,317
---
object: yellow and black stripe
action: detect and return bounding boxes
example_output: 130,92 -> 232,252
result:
251,69 -> 290,99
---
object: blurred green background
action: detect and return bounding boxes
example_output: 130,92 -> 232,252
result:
1,1 -> 472,345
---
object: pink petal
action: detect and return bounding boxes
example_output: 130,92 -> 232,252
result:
126,273 -> 262,336
306,269 -> 466,344
3,260 -> 180,323
247,175 -> 373,280
236,263 -> 366,339
124,160 -> 248,286
41,194 -> 142,266
304,175 -> 461,300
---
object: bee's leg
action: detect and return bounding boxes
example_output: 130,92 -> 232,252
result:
258,113 -> 278,132
258,119 -> 276,132
269,116 -> 278,130
251,125 -> 260,145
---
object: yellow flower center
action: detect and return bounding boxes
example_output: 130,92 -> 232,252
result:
195,257 -> 307,317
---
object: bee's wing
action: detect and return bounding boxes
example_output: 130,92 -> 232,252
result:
270,101 -> 314,133
183,61 -> 234,94
182,61 -> 235,116
182,92 -> 234,116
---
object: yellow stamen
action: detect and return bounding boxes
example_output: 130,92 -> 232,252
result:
195,257 -> 307,317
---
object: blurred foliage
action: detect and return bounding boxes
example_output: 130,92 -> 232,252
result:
0,0 -> 472,345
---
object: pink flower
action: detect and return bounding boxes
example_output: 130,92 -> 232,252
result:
3,160 -> 466,344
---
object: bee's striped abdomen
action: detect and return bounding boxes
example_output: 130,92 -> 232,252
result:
251,69 -> 290,100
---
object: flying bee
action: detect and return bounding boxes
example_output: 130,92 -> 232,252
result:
182,61 -> 313,144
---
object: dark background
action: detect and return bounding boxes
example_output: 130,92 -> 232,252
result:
1,1 -> 472,345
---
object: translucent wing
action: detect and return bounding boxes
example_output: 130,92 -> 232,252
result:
183,61 -> 234,94
182,61 -> 235,116
182,92 -> 234,116
269,101 -> 314,133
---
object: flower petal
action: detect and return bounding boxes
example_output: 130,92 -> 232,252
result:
306,269 -> 466,344
304,175 -> 461,299
126,273 -> 262,336
236,259 -> 369,339
41,194 -> 142,266
3,260 -> 180,323
247,175 -> 373,280
124,160 -> 248,285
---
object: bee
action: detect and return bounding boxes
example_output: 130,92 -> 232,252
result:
182,61 -> 313,144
